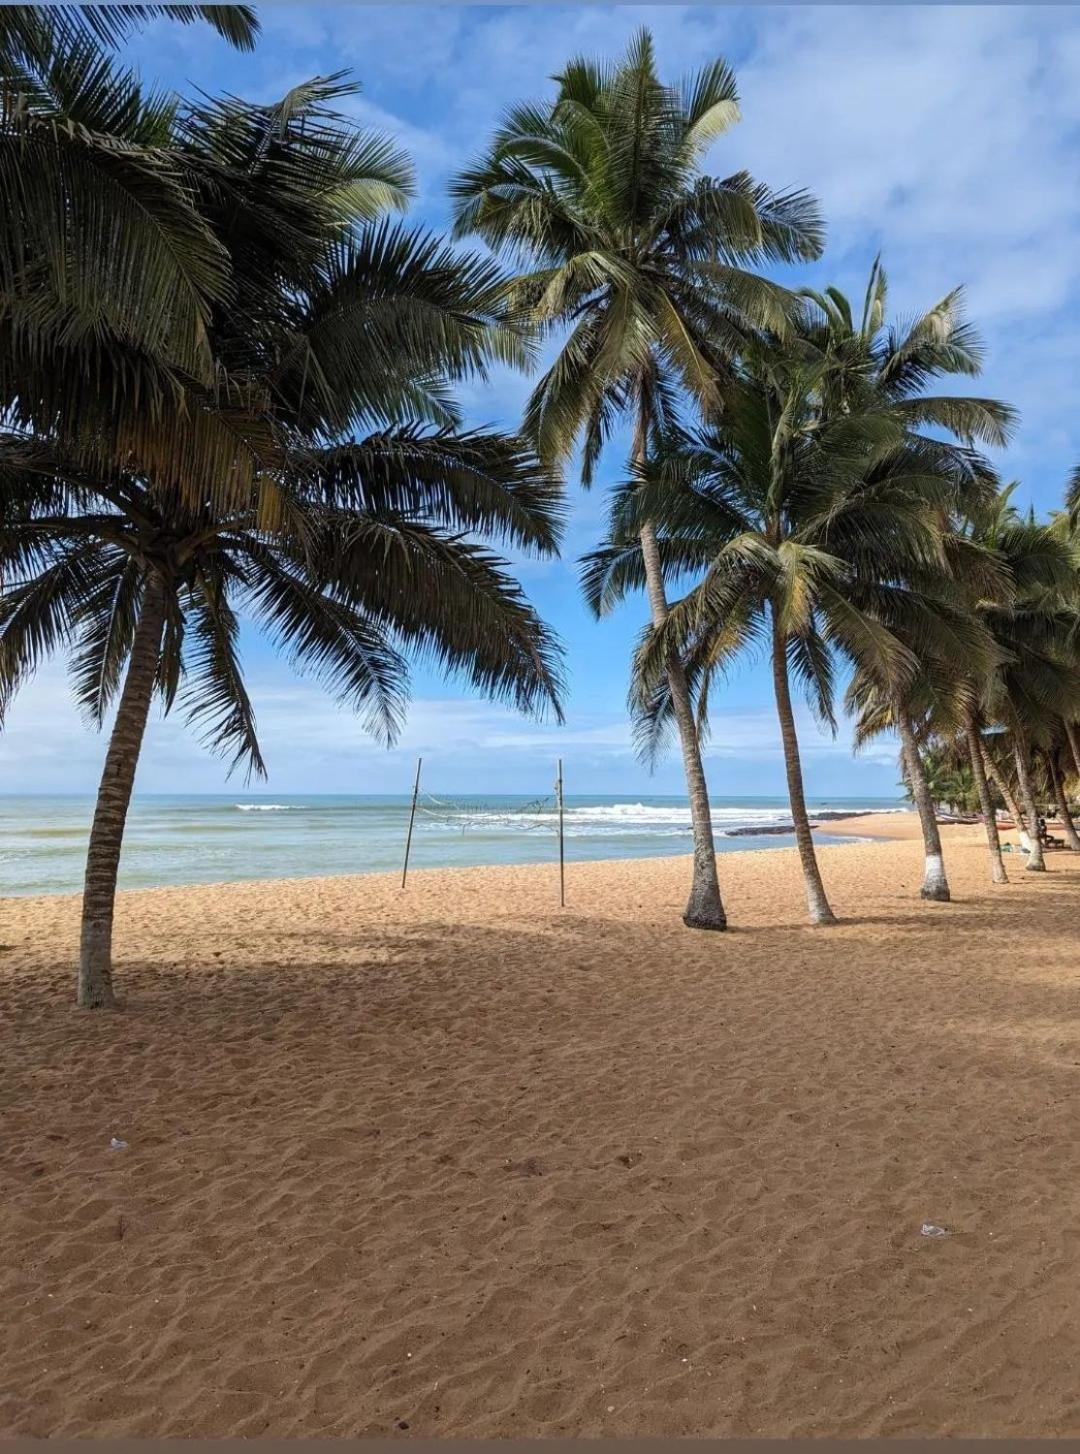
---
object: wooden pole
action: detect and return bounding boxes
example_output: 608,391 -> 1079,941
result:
401,756 -> 422,889
557,758 -> 565,908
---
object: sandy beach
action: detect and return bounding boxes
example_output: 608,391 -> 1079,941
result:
3,814 -> 1080,1437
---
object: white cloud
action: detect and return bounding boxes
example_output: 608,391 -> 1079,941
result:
0,655 -> 896,797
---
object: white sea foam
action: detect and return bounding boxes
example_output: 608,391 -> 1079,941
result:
421,799 -> 901,839
426,801 -> 799,838
234,803 -> 294,812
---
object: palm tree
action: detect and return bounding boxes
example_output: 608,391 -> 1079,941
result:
451,28 -> 824,930
849,654 -> 1013,885
800,261 -> 1013,903
591,392 -> 995,924
1041,742 -> 1080,850
1,6 -> 263,492
1058,472 -> 1080,785
961,715 -> 1011,882
901,742 -> 978,816
0,5 -> 258,64
584,264 -> 1006,923
1,80 -> 564,1008
977,729 -> 1027,837
583,362 -> 893,924
963,492 -> 1080,873
1064,719 -> 1080,785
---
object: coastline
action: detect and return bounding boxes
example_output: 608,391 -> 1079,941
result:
0,809 -> 966,904
0,793 -> 905,898
5,813 -> 1079,1436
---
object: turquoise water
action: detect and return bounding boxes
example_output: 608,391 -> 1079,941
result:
0,793 -> 902,897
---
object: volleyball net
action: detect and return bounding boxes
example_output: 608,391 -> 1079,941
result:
400,758 -> 566,904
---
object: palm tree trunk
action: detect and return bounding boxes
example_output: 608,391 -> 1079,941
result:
1065,719 -> 1080,787
78,571 -> 167,1007
981,745 -> 1029,847
966,716 -> 1007,884
769,609 -> 835,924
638,521 -> 726,928
893,698 -> 950,901
1047,751 -> 1080,851
633,393 -> 725,931
1012,734 -> 1045,872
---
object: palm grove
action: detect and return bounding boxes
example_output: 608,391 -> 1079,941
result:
2,15 -> 1079,1006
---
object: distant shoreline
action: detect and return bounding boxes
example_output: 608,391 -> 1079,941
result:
3,813 -> 942,902
0,795 -> 906,898
726,808 -> 892,836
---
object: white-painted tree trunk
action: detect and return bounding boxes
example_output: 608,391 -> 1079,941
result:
1013,737 -> 1045,872
893,699 -> 950,902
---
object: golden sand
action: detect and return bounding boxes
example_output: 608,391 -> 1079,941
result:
3,816 -> 1079,1437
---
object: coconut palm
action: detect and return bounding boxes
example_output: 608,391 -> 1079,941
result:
1057,472 -> 1080,784
962,715 -> 1011,882
914,748 -> 979,815
1,80 -> 564,1008
0,5 -> 258,65
962,491 -> 1080,872
799,260 -> 1014,902
1040,741 -> 1080,850
595,414 -> 998,923
979,728 -> 1030,842
845,549 -> 1011,896
583,262 -> 1006,922
1,437 -> 563,1007
849,646 -> 1010,887
0,6 -> 264,489
451,28 -> 824,930
1064,719 -> 1080,785
583,364 -> 895,924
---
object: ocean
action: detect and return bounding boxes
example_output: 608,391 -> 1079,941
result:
0,793 -> 902,897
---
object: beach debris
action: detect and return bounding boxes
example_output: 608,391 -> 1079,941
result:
109,1137 -> 129,1151
920,1222 -> 950,1237
504,1155 -> 544,1176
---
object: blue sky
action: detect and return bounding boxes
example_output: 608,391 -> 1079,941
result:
5,4 -> 1080,798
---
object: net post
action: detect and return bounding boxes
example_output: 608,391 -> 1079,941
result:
401,756 -> 422,889
557,758 -> 565,907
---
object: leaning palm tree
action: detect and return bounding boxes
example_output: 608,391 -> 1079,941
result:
1055,475 -> 1080,783
848,619 -> 1007,888
960,488 -> 1080,872
993,639 -> 1080,873
979,729 -> 1031,843
966,714 -> 1011,883
1,440 -> 563,1008
1063,718 -> 1080,786
799,260 -> 1014,902
1,80 -> 564,1008
451,28 -> 824,930
1040,741 -> 1080,850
